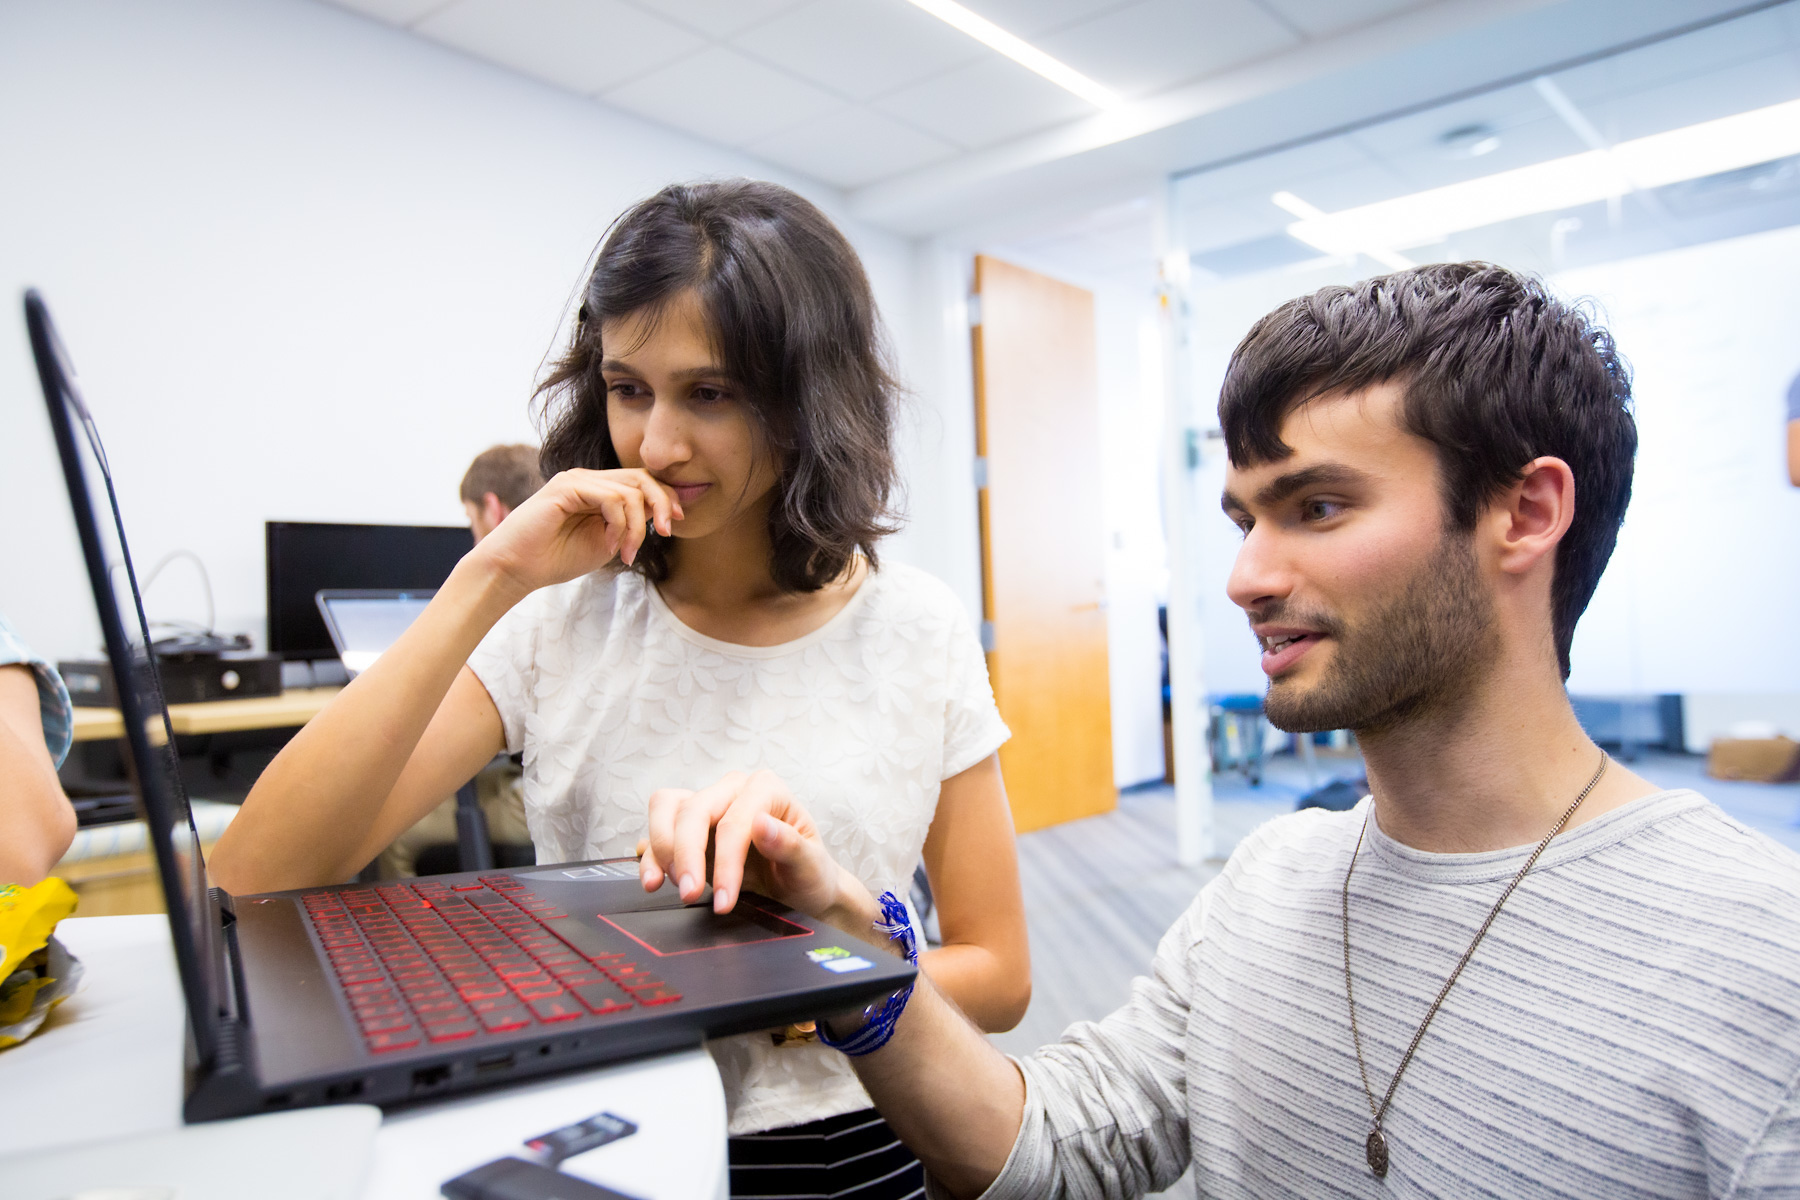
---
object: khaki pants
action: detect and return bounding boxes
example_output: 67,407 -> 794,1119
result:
379,762 -> 532,878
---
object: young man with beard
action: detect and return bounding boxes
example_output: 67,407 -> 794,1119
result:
641,263 -> 1800,1197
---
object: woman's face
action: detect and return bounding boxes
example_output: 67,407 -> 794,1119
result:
601,290 -> 779,541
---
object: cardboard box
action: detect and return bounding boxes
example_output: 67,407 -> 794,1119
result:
1707,737 -> 1800,783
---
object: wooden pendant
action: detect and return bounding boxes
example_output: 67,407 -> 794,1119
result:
1366,1129 -> 1390,1177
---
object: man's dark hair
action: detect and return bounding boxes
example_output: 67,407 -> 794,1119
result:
537,179 -> 901,592
460,443 -> 545,511
1218,262 -> 1635,679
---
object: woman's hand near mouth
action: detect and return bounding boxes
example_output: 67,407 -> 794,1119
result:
473,467 -> 685,597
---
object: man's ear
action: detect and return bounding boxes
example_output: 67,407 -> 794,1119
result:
483,492 -> 510,528
1491,456 -> 1575,576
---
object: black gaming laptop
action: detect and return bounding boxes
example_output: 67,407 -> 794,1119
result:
26,291 -> 915,1122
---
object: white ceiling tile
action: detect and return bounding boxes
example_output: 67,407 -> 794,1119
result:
1259,0 -> 1435,40
602,45 -> 848,146
1179,199 -> 1288,255
956,0 -> 1137,40
416,0 -> 703,94
1548,15 -> 1800,139
625,0 -> 807,38
318,0 -> 451,25
1279,155 -> 1431,212
873,55 -> 1093,149
1038,0 -> 1299,98
1339,82 -> 1586,188
1169,6 -> 1800,275
745,106 -> 959,187
1578,60 -> 1800,145
733,0 -> 984,102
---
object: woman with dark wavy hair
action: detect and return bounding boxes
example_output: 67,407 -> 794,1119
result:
213,180 -> 1030,1198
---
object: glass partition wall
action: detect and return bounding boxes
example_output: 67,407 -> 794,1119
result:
1160,4 -> 1800,855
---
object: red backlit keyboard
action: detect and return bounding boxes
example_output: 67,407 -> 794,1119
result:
303,875 -> 682,1055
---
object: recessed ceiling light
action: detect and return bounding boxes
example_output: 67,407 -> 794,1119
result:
1285,97 -> 1800,256
1440,124 -> 1501,160
902,0 -> 1122,109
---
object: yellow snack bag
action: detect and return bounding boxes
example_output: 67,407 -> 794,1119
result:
0,877 -> 83,1050
0,877 -> 76,977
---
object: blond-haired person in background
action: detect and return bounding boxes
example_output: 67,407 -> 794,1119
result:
461,443 -> 545,541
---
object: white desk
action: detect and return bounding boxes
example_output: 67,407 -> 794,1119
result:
0,915 -> 728,1199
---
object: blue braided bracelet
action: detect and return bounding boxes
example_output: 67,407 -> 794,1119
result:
817,890 -> 918,1057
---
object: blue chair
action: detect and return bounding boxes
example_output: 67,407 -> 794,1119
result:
1209,693 -> 1267,786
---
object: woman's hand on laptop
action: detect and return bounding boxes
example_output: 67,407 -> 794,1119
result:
472,468 -> 682,595
640,770 -> 886,947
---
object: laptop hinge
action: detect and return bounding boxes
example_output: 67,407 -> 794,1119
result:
184,1014 -> 260,1123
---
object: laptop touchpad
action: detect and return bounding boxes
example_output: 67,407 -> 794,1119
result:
599,905 -> 811,956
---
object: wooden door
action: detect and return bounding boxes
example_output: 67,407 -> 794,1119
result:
972,255 -> 1115,833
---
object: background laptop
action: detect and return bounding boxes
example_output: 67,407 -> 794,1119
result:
27,290 -> 915,1123
315,589 -> 435,677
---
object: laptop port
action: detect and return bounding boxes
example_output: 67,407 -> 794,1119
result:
411,1065 -> 452,1094
264,1092 -> 293,1109
325,1078 -> 365,1101
475,1052 -> 515,1076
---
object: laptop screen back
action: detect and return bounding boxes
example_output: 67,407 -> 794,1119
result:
26,292 -> 222,1060
315,591 -> 433,674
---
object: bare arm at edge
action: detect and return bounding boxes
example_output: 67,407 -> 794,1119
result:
0,665 -> 76,885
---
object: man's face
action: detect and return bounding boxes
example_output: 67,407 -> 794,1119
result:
1222,383 -> 1500,734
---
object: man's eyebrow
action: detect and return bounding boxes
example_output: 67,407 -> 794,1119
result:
598,359 -> 731,381
1224,463 -> 1373,514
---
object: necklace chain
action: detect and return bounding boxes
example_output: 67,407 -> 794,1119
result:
1341,751 -> 1609,1177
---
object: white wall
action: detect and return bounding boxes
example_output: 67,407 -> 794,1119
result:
0,0 -> 933,659
877,243 -> 984,622
1092,286 -> 1170,788
1552,224 -> 1800,696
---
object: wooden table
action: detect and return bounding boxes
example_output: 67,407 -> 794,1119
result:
69,686 -> 343,742
62,687 -> 345,917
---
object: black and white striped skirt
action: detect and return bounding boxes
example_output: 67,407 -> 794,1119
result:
728,1108 -> 924,1200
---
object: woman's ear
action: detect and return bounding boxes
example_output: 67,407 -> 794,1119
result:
1492,456 -> 1575,576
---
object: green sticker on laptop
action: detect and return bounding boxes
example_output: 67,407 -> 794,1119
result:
808,946 -> 875,973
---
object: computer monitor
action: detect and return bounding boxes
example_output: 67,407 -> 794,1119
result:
265,521 -> 470,659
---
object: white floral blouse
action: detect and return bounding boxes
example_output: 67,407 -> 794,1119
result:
467,561 -> 1009,1134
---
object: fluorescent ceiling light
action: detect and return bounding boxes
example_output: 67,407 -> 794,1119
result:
903,0 -> 1122,109
1285,97 -> 1800,257
1271,190 -> 1414,270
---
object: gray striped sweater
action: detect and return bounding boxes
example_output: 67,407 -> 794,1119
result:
974,790 -> 1800,1198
